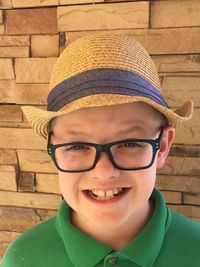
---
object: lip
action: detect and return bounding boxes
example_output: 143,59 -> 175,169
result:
82,187 -> 131,205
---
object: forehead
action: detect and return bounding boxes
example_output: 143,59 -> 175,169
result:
50,102 -> 164,135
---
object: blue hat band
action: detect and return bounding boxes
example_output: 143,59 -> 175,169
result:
47,68 -> 168,111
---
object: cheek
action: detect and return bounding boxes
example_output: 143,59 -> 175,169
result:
58,172 -> 79,202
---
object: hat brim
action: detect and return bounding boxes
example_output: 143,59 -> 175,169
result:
21,94 -> 193,140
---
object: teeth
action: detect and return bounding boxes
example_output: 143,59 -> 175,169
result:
90,188 -> 124,199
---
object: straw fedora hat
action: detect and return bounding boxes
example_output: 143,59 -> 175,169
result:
21,33 -> 193,139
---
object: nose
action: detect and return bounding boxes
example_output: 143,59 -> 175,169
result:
90,151 -> 121,180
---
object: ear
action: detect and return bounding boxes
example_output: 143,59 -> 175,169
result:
156,126 -> 175,169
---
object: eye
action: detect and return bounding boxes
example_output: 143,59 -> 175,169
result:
65,144 -> 89,151
118,142 -> 143,148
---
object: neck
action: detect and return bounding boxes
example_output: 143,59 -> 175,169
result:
71,199 -> 155,250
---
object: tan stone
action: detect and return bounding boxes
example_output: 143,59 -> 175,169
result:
0,80 -> 15,102
15,83 -> 48,104
0,171 -> 17,191
58,2 -> 149,31
161,191 -> 182,204
0,46 -> 29,57
0,24 -> 4,34
174,109 -> 200,145
0,191 -> 61,209
60,0 -> 103,3
162,77 -> 200,108
153,54 -> 200,73
151,0 -> 200,28
0,128 -> 46,149
0,105 -> 22,122
156,175 -> 200,194
6,8 -> 57,35
0,81 -> 48,104
0,59 -> 14,79
0,148 -> 18,165
0,148 -> 18,173
15,58 -> 57,83
66,27 -> 200,55
0,10 -> 3,24
0,121 -> 29,128
183,193 -> 200,205
31,35 -> 59,57
0,231 -> 20,258
0,0 -> 12,9
169,204 -> 200,218
158,155 -> 200,176
12,0 -> 58,8
0,35 -> 30,46
36,173 -> 60,194
17,149 -> 57,173
0,206 -> 56,232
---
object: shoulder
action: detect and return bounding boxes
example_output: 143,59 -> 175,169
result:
169,209 -> 200,239
1,216 -> 64,267
164,209 -> 200,262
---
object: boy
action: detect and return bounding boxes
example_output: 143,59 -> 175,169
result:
1,33 -> 200,267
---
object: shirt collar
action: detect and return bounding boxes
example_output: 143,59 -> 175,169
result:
118,188 -> 172,266
55,188 -> 171,267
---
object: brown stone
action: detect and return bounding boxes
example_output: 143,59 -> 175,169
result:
31,35 -> 59,57
169,204 -> 200,218
0,105 -> 22,122
18,172 -> 35,192
0,206 -> 56,232
17,149 -> 57,173
15,58 -> 57,83
0,191 -> 61,209
0,231 -> 20,258
12,0 -> 58,8
0,171 -> 17,191
183,193 -> 200,205
161,191 -> 182,204
170,145 -> 200,157
0,35 -> 30,46
0,59 -> 14,79
156,175 -> 200,194
0,46 -> 29,57
0,128 -> 46,149
58,2 -> 149,31
36,173 -> 60,194
151,1 -> 200,28
158,155 -> 200,176
6,8 -> 58,35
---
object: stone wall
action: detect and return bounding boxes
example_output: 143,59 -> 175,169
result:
0,0 -> 200,259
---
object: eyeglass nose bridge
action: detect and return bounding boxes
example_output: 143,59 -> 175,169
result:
93,143 -> 116,168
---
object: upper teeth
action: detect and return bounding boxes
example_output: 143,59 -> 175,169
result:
91,188 -> 123,197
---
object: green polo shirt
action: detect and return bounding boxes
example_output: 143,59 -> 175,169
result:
1,188 -> 200,267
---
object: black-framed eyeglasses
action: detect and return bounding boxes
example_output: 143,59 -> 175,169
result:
47,128 -> 163,173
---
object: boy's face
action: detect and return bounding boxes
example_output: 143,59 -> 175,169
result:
50,102 -> 174,230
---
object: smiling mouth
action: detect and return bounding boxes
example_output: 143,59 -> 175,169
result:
84,188 -> 130,201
